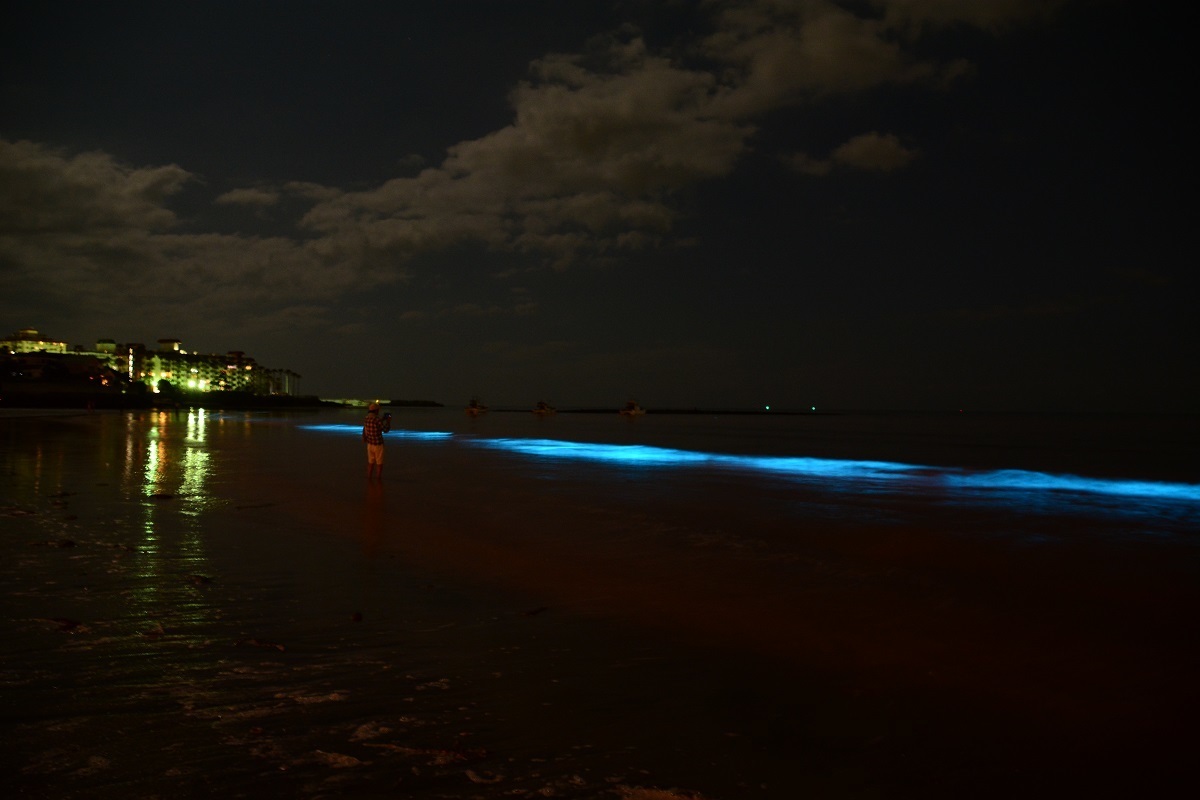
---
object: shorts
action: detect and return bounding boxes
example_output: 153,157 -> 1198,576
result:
366,443 -> 384,465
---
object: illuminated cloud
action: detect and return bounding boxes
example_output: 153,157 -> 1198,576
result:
0,140 -> 401,338
296,0 -> 1033,268
0,139 -> 188,233
701,0 -> 941,116
0,0 -> 1068,350
214,187 -> 280,206
301,31 -> 750,268
785,132 -> 917,174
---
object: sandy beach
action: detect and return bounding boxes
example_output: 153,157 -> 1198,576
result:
3,408 -> 1197,798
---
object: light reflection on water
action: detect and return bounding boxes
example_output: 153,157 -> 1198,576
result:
122,409 -> 219,613
3,411 -> 1196,797
136,409 -> 217,502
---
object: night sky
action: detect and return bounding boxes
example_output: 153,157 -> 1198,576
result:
3,1 -> 1193,412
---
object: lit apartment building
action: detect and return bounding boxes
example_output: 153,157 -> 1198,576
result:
3,328 -> 300,396
128,339 -> 301,395
0,327 -> 68,353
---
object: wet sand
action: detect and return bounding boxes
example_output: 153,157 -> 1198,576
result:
2,410 -> 1198,798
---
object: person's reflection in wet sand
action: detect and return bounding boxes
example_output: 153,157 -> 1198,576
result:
362,480 -> 386,557
355,480 -> 387,622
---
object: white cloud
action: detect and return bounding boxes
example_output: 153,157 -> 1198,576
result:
214,187 -> 280,206
283,181 -> 344,202
0,140 -> 403,339
786,131 -> 918,174
702,1 -> 940,116
0,139 -> 189,234
295,0 -> 1058,269
300,31 -> 752,268
2,0 -> 1065,340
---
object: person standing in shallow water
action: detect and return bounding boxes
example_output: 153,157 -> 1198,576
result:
362,402 -> 387,479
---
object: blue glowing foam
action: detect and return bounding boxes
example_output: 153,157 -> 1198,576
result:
298,424 -> 453,440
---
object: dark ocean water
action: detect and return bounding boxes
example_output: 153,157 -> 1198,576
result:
2,408 -> 1197,799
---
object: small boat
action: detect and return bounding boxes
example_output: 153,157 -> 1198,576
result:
619,400 -> 646,416
532,400 -> 556,416
465,397 -> 488,417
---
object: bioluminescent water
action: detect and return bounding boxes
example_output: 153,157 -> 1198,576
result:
299,423 -> 1200,512
5,410 -> 1197,799
300,424 -> 454,441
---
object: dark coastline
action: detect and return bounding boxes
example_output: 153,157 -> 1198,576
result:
0,387 -> 338,412
488,407 -> 837,415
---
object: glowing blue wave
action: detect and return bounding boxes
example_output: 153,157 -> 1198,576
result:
298,424 -> 1199,506
475,438 -> 914,480
942,469 -> 1200,503
476,438 -> 713,466
298,424 -> 453,441
471,437 -> 1200,504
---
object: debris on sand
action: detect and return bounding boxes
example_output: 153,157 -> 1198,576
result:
350,722 -> 392,741
617,787 -> 712,800
2,505 -> 38,516
35,617 -> 89,633
466,768 -> 505,784
308,750 -> 369,768
362,742 -> 485,766
235,638 -> 286,651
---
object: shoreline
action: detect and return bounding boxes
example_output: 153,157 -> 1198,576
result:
3,411 -> 1197,798
9,474 -> 1194,800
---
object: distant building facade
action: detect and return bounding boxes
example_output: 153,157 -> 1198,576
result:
0,327 -> 68,354
2,328 -> 300,396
